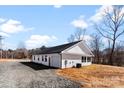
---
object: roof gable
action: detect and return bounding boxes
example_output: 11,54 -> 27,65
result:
65,45 -> 85,55
62,41 -> 94,56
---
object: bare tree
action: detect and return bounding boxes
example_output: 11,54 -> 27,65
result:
90,34 -> 104,64
75,28 -> 86,41
67,34 -> 75,43
16,41 -> 28,59
8,49 -> 14,59
67,28 -> 86,42
95,6 -> 124,65
40,45 -> 46,49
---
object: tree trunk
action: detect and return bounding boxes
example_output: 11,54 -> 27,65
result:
97,51 -> 100,64
109,40 -> 115,65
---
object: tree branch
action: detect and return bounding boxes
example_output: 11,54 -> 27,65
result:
115,30 -> 124,39
95,25 -> 113,40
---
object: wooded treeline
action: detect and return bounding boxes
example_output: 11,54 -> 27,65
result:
0,48 -> 29,59
0,46 -> 47,59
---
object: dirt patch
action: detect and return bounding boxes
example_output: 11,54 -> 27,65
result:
56,64 -> 124,88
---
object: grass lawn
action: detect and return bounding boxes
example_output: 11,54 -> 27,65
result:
56,64 -> 124,88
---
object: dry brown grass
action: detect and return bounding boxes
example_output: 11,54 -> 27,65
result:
56,64 -> 124,88
0,59 -> 19,62
0,59 -> 30,62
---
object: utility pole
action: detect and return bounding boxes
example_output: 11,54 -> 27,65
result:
0,35 -> 4,59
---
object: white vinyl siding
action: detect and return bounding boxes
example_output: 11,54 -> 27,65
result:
32,54 -> 61,68
61,53 -> 92,68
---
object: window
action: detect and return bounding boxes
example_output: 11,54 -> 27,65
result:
82,57 -> 86,62
38,57 -> 39,61
42,56 -> 44,61
87,57 -> 91,62
65,60 -> 67,64
72,61 -> 74,64
34,56 -> 35,60
45,55 -> 47,62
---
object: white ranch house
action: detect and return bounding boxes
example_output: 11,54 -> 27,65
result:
32,40 -> 94,68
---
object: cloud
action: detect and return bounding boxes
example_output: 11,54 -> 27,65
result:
25,35 -> 57,49
0,19 -> 34,34
53,5 -> 62,8
71,16 -> 88,29
0,18 -> 6,23
0,32 -> 10,37
89,5 -> 113,23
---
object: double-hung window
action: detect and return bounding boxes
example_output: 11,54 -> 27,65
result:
42,56 -> 44,61
45,55 -> 47,62
87,57 -> 91,62
38,56 -> 39,61
82,57 -> 86,62
34,56 -> 35,60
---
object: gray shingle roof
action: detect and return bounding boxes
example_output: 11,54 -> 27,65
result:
37,40 -> 81,54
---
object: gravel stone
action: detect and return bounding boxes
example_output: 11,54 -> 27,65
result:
0,62 -> 80,88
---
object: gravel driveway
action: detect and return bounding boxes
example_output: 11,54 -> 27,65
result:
0,62 -> 80,88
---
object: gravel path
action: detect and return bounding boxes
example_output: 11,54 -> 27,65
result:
0,62 -> 80,88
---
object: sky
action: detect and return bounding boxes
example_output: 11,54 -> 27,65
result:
0,5 -> 123,50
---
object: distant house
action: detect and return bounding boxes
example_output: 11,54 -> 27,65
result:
32,40 -> 94,68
